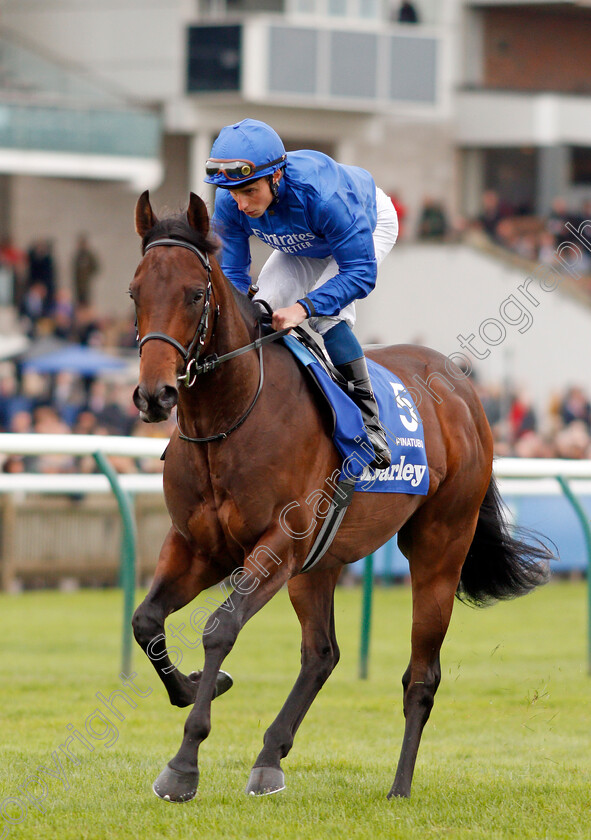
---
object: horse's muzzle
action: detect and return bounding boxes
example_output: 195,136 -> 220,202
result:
133,383 -> 178,422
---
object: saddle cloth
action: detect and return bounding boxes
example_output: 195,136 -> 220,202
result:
283,334 -> 429,496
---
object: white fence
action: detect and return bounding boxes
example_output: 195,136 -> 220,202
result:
2,434 -> 591,484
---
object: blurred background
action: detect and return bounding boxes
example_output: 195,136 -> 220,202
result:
0,0 -> 590,586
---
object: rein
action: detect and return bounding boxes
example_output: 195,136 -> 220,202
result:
137,236 -> 290,443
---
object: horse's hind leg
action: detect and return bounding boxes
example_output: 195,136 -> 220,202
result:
389,508 -> 479,799
246,565 -> 342,796
132,527 -> 230,707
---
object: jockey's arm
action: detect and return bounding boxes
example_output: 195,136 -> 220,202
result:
301,193 -> 377,318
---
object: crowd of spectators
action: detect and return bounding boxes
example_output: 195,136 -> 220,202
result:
0,233 -> 108,343
0,231 -> 162,475
477,381 -> 591,459
472,190 -> 591,282
387,186 -> 591,300
0,364 -> 171,476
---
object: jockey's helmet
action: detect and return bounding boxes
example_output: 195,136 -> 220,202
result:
204,119 -> 287,188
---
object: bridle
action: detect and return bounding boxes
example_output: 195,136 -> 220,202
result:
136,236 -> 290,443
139,237 -> 215,389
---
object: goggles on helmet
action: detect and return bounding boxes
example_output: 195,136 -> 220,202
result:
205,155 -> 286,182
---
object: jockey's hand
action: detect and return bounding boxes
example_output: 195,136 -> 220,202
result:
272,303 -> 308,331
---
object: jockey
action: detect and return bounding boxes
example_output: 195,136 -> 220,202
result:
204,118 -> 398,469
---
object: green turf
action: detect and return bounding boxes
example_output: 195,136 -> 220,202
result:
1,579 -> 591,839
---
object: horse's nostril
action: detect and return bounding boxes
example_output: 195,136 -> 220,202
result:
133,385 -> 149,411
158,385 -> 178,409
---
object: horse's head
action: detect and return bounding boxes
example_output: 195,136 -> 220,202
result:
131,191 -> 218,422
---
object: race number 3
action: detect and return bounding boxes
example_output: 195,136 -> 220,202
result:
391,382 -> 419,432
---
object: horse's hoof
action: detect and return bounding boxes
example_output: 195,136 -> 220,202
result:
214,669 -> 233,698
245,766 -> 285,796
387,787 -> 410,800
188,669 -> 234,699
152,765 -> 199,803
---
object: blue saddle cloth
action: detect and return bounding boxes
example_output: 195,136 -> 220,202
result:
283,335 -> 429,495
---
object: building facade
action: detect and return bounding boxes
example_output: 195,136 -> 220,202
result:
0,0 -> 590,312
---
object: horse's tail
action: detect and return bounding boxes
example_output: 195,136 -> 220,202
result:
456,474 -> 553,607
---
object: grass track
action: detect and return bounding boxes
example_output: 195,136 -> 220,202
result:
1,580 -> 591,839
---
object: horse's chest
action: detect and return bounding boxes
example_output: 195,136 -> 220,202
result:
210,481 -> 264,545
164,446 -> 279,557
168,476 -> 262,561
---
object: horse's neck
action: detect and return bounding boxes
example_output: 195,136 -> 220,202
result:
212,267 -> 258,357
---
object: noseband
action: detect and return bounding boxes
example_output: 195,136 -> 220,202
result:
138,237 -> 214,388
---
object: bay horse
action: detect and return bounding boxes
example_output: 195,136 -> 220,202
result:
130,191 -> 549,803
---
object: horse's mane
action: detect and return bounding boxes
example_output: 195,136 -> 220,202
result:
142,212 -> 219,256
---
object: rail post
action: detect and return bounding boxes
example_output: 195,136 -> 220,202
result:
359,553 -> 374,679
93,451 -> 137,675
555,475 -> 591,674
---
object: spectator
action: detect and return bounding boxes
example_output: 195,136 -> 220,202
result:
476,382 -> 503,427
477,190 -> 504,242
2,455 -> 26,473
73,303 -> 103,347
388,192 -> 407,240
84,380 -> 136,435
559,386 -> 591,431
546,197 -> 571,247
52,371 -> 85,426
395,0 -> 420,23
513,431 -> 555,459
0,236 -> 27,310
507,392 -> 537,443
72,234 -> 100,307
0,366 -> 25,431
72,410 -> 99,436
538,230 -> 557,265
21,282 -> 49,337
31,405 -> 75,473
9,409 -> 33,435
417,197 -> 448,241
7,409 -> 38,470
554,421 -> 591,460
27,239 -> 56,316
51,288 -> 75,340
513,232 -> 537,261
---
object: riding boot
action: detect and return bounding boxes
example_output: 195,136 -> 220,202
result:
336,357 -> 392,470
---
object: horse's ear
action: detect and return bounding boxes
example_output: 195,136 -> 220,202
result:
135,190 -> 158,238
187,192 -> 209,237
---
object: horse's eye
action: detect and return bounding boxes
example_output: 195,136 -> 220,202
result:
192,290 -> 204,304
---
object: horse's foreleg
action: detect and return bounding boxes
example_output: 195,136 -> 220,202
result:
389,520 -> 476,799
132,527 -> 229,708
246,565 -> 342,796
152,527 -> 295,803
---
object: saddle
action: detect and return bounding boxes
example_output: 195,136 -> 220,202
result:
256,302 -> 368,398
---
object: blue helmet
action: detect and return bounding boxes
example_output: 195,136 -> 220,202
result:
204,119 -> 287,188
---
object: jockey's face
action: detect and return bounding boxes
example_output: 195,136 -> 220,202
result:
228,171 -> 281,218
